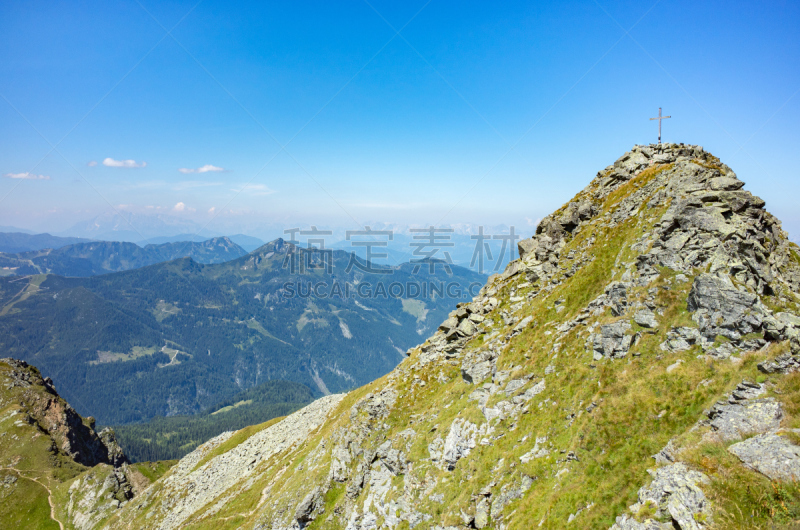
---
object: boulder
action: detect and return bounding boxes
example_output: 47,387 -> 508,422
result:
708,176 -> 744,191
634,309 -> 658,329
659,327 -> 704,353
461,349 -> 498,384
592,320 -> 634,359
606,282 -> 628,316
294,487 -> 322,526
439,317 -> 459,332
708,388 -> 783,441
729,433 -> 800,481
631,463 -> 710,530
457,318 -> 476,337
687,274 -> 763,340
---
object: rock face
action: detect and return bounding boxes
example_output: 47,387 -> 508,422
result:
0,357 -> 143,530
90,143 -> 800,530
0,358 -> 127,468
687,273 -> 765,341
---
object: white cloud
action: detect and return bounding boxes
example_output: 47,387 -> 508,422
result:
172,202 -> 196,213
103,158 -> 146,168
87,160 -> 98,167
178,164 -> 225,174
4,172 -> 51,180
230,183 -> 276,196
208,206 -> 216,215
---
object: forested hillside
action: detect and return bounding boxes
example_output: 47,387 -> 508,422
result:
0,239 -> 485,425
112,379 -> 315,462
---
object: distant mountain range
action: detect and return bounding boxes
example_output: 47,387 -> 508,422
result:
0,231 -> 94,253
0,236 -> 247,277
139,233 -> 265,252
0,239 -> 485,425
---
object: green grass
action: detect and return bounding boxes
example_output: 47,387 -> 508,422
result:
0,471 -> 60,530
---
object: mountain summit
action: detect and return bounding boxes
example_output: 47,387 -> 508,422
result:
6,143 -> 800,529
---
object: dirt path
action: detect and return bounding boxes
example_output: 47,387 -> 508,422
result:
5,467 -> 64,530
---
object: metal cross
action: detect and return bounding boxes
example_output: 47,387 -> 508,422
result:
649,107 -> 671,145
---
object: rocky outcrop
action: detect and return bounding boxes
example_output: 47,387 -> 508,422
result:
591,320 -> 635,359
758,350 -> 800,374
0,358 -> 127,468
687,273 -> 766,341
705,382 -> 782,442
612,463 -> 711,530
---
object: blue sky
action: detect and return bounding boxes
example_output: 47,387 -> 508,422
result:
1,0 -> 799,241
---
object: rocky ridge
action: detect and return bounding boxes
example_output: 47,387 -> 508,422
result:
0,357 -> 160,530
85,144 -> 800,528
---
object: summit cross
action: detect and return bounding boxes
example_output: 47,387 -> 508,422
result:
649,107 -> 671,145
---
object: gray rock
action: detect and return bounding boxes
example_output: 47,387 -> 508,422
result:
659,326 -> 705,352
294,487 -> 322,526
461,349 -> 498,384
376,440 -> 407,475
606,282 -> 629,316
442,418 -> 477,471
758,352 -> 800,374
439,317 -> 458,332
634,309 -> 659,328
511,315 -> 533,335
610,514 -> 666,529
474,496 -> 490,529
705,341 -> 738,359
708,176 -> 744,191
729,433 -> 800,481
457,318 -> 476,337
665,231 -> 692,251
504,378 -> 527,396
630,463 -> 710,530
519,437 -> 549,463
777,312 -> 800,328
687,273 -> 763,340
557,200 -> 597,231
592,320 -> 634,359
708,397 -> 782,442
761,314 -> 787,341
